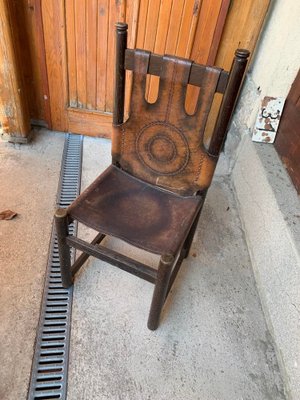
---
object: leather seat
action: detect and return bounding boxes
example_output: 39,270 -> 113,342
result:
68,165 -> 203,255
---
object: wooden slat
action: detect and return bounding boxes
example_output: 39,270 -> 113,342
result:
96,0 -> 109,111
0,0 -> 30,140
190,0 -> 224,64
126,1 -> 140,49
71,233 -> 106,275
207,0 -> 231,64
136,0 -> 149,48
176,0 -> 198,58
74,0 -> 87,108
41,0 -> 68,131
66,0 -> 77,107
105,0 -> 126,112
186,0 -> 224,114
215,0 -> 271,70
165,0 -> 185,54
68,108 -> 112,137
148,0 -> 173,103
86,0 -> 98,109
143,0 -> 161,99
67,236 -> 157,284
125,49 -> 228,93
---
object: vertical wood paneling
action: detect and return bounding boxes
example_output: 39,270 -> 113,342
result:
74,0 -> 87,108
86,0 -> 98,109
215,0 -> 271,70
64,0 -> 228,116
147,0 -> 173,103
42,0 -> 68,131
138,0 -> 161,101
66,0 -> 77,107
41,0 -> 236,136
96,0 -> 109,110
165,0 -> 185,54
136,0 -> 149,49
204,0 -> 271,142
175,0 -> 199,58
186,0 -> 225,114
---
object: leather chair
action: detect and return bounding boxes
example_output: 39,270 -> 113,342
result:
55,22 -> 249,330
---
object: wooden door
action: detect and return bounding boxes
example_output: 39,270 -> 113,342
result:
275,69 -> 300,194
41,0 -> 230,137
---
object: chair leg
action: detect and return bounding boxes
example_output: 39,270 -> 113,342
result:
54,208 -> 73,288
182,207 -> 202,259
147,254 -> 174,331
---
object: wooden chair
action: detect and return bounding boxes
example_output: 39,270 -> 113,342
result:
55,23 -> 249,330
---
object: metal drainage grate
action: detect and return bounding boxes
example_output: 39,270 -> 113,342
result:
28,134 -> 83,400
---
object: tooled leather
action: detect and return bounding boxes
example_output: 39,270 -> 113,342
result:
112,49 -> 221,195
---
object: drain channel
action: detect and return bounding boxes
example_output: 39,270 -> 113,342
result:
28,134 -> 83,400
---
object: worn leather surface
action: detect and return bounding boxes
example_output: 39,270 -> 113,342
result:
68,165 -> 203,255
112,50 -> 221,195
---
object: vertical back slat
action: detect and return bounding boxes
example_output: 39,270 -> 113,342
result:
209,49 -> 250,155
105,0 -> 126,112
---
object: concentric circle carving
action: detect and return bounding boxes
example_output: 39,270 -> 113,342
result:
136,122 -> 189,175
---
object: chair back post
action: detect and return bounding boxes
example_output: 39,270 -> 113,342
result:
209,49 -> 250,156
113,22 -> 128,126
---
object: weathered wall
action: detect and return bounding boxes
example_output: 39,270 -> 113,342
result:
233,0 -> 300,140
227,1 -> 300,398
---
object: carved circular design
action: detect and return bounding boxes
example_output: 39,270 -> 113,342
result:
136,122 -> 189,175
148,135 -> 177,163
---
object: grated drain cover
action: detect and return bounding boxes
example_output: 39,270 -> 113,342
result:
27,134 -> 83,400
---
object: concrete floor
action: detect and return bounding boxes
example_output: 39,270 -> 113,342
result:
0,129 -> 285,399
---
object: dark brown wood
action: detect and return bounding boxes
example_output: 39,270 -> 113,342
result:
113,23 -> 128,125
166,252 -> 185,298
54,208 -> 73,288
71,232 -> 106,275
125,49 -> 229,94
275,69 -> 300,194
148,254 -> 174,330
55,23 -> 250,329
209,49 -> 250,155
67,236 -> 157,284
182,194 -> 206,258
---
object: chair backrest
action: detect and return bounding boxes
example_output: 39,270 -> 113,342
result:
112,23 -> 249,196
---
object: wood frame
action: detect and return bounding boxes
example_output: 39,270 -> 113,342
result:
55,23 -> 249,330
0,0 -> 31,142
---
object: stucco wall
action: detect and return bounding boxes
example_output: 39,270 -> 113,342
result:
246,0 -> 300,130
251,0 -> 300,98
227,1 -> 300,399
